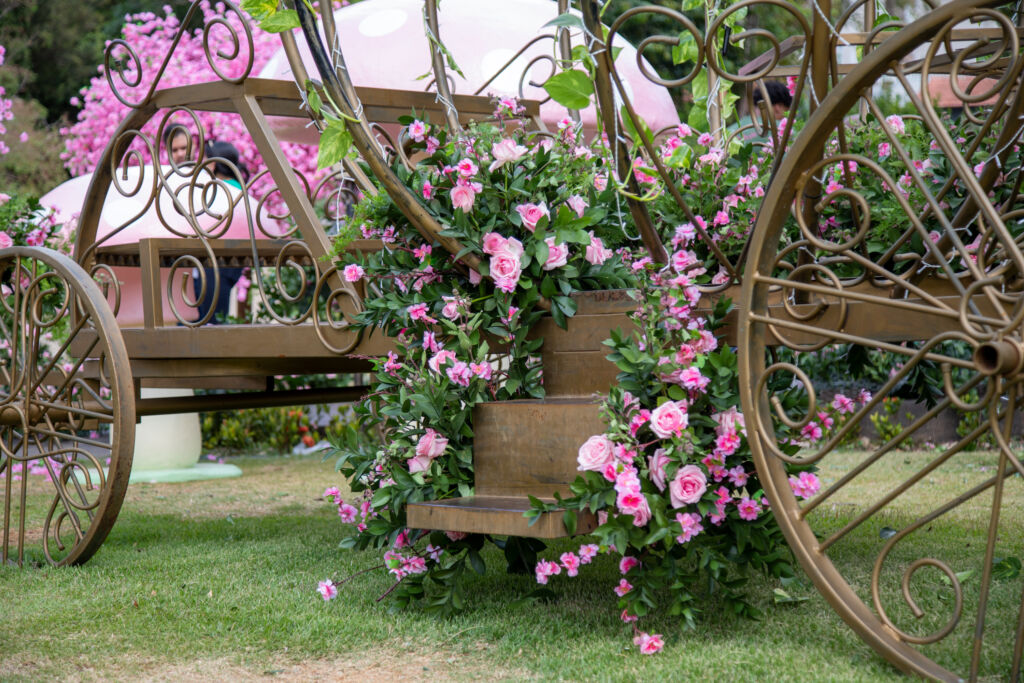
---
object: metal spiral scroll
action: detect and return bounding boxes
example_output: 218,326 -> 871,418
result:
0,248 -> 134,567
739,1 -> 1024,678
103,0 -> 256,110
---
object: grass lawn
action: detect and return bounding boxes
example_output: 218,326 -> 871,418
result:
1,449 -> 1020,681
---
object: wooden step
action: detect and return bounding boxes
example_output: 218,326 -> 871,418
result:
408,495 -> 597,538
406,399 -> 606,538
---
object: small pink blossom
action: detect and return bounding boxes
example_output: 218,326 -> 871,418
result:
614,578 -> 633,596
489,138 -> 528,172
342,264 -> 364,282
535,559 -> 562,585
25,229 -> 46,247
885,114 -> 905,135
737,496 -> 762,521
578,544 -> 599,564
422,180 -> 433,200
408,119 -> 429,142
317,579 -> 337,601
789,471 -> 821,499
338,503 -> 358,523
594,173 -> 607,191
634,632 -> 664,655
450,183 -> 477,212
407,302 -> 437,323
560,552 -> 581,577
675,512 -> 703,543
619,556 -> 641,575
831,394 -> 855,414
456,158 -> 478,178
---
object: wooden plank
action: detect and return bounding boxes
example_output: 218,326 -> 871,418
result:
473,400 -> 605,497
541,350 -> 619,398
406,496 -> 597,538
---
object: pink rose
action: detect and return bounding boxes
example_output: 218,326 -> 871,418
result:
482,232 -> 507,255
416,428 -> 449,459
0,231 -> 11,249
450,184 -> 476,212
577,434 -> 614,471
489,138 -> 528,172
585,232 -> 613,265
542,237 -> 569,270
648,448 -> 670,491
669,464 -> 707,508
515,202 -> 549,233
489,248 -> 522,293
408,454 -> 434,473
566,194 -> 588,218
342,264 -> 365,282
650,400 -> 688,438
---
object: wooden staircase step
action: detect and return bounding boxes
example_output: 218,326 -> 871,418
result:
406,496 -> 597,539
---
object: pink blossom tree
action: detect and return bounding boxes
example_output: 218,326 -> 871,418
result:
60,3 -> 325,204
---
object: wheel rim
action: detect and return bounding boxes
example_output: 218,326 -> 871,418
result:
740,1 -> 1024,679
0,247 -> 134,567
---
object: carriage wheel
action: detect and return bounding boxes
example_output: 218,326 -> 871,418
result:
740,1 -> 1024,679
0,247 -> 135,567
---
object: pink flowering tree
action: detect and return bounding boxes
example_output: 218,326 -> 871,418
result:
59,3 -> 325,205
0,44 -> 14,157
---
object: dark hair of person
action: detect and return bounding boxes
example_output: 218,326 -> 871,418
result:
204,140 -> 249,181
752,80 -> 793,108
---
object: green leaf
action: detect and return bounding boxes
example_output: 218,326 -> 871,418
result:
468,550 -> 486,575
543,13 -> 583,30
318,120 -> 352,169
993,556 -> 1022,581
306,82 -> 323,117
772,588 -> 809,604
543,70 -> 594,110
563,509 -> 577,536
260,9 -> 300,33
241,0 -> 277,21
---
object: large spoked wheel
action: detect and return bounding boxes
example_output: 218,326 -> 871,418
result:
0,247 -> 134,567
740,1 -> 1023,680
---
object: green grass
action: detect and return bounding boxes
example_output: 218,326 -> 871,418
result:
1,450 -> 1020,681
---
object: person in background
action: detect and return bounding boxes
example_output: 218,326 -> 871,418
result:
194,140 -> 248,322
752,80 -> 792,123
163,124 -> 193,166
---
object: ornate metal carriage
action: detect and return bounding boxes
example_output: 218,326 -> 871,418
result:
2,0 -> 1022,679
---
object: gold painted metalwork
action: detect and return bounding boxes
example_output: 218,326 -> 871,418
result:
0,248 -> 135,567
739,1 -> 1024,678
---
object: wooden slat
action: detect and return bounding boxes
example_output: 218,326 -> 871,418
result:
473,400 -> 605,497
407,496 -> 597,538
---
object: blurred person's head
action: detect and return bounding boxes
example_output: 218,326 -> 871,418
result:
163,125 -> 192,165
753,80 -> 792,121
204,141 -> 248,182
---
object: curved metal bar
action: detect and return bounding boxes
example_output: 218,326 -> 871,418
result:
579,2 -> 667,264
423,0 -> 463,135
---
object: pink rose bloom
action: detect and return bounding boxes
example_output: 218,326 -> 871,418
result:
650,400 -> 688,438
489,138 -> 528,172
407,453 -> 434,473
515,202 -> 550,232
542,237 -> 569,270
566,194 -> 588,218
342,264 -> 365,282
450,183 -> 476,212
634,632 -> 664,655
0,231 -> 12,249
489,247 -> 522,293
416,428 -> 449,459
577,434 -> 615,471
585,232 -> 612,265
885,114 -> 905,135
317,579 -> 338,601
481,232 -> 508,255
648,448 -> 670,491
669,464 -> 707,508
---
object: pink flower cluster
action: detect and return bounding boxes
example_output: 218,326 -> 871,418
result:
323,486 -> 376,532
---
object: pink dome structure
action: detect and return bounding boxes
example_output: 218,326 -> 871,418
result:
41,167 -> 269,326
258,0 -> 678,142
